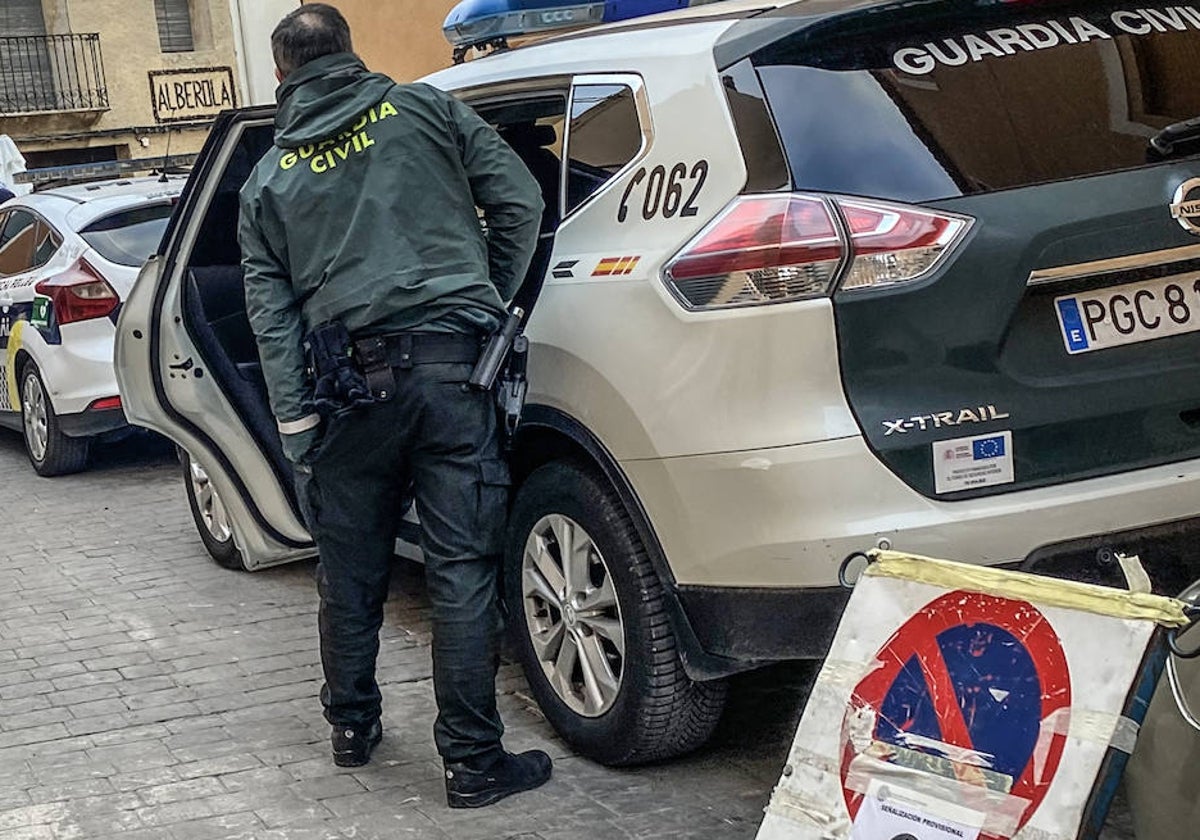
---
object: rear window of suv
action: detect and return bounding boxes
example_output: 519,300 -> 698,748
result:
749,1 -> 1200,202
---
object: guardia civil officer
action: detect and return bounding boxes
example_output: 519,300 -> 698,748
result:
238,4 -> 549,808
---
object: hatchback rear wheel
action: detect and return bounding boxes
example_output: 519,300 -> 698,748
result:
20,363 -> 89,477
505,459 -> 728,765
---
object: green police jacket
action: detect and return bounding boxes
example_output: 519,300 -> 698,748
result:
238,52 -> 543,432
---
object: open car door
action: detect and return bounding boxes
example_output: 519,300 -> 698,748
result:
117,108 -> 313,571
118,98 -> 563,571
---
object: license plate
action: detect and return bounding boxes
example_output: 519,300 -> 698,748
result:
1054,273 -> 1200,354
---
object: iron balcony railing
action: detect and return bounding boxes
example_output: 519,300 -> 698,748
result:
0,33 -> 109,115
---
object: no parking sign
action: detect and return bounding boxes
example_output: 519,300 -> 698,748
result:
844,591 -> 1071,839
757,552 -> 1189,840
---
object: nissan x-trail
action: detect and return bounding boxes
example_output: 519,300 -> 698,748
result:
116,0 -> 1200,763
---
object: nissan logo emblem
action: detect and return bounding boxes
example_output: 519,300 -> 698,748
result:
1170,177 -> 1200,235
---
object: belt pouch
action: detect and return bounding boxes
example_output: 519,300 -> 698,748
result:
356,336 -> 397,402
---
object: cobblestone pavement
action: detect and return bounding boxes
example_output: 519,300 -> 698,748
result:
0,431 -> 1137,839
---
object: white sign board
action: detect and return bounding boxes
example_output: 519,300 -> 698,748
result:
757,559 -> 1165,840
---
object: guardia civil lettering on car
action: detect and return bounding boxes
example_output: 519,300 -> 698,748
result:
116,0 -> 1200,766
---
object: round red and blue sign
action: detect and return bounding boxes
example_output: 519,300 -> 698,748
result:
840,590 -> 1072,840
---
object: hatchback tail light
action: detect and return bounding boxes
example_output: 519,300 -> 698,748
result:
34,259 -> 119,325
663,193 -> 971,310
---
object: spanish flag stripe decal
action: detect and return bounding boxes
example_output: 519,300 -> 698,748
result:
593,256 -> 641,277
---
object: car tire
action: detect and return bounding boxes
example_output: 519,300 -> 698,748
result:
182,450 -> 247,571
19,362 -> 89,477
504,459 -> 728,766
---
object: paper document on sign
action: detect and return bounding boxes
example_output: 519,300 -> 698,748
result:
850,781 -> 983,840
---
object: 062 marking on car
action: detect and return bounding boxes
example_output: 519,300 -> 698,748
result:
617,160 -> 708,223
882,404 -> 1010,436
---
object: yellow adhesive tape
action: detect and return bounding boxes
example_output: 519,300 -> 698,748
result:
864,550 -> 1190,628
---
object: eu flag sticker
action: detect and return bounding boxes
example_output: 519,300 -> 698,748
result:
1055,297 -> 1090,354
972,434 -> 1006,460
932,430 -> 1014,493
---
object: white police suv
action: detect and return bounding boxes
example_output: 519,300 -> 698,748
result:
116,0 -> 1200,764
1,176 -> 183,475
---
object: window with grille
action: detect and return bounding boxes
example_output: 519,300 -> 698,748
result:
155,0 -> 194,53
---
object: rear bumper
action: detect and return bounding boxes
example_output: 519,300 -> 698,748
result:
17,319 -> 119,417
59,407 -> 127,438
1021,514 -> 1200,597
626,434 -> 1200,676
622,435 -> 1200,588
674,514 -> 1200,672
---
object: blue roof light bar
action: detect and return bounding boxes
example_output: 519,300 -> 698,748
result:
444,0 -> 701,59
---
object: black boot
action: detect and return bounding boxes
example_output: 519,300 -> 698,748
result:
444,749 -> 553,808
331,720 -> 382,767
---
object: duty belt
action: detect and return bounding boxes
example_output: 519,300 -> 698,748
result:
352,332 -> 481,401
353,332 -> 480,368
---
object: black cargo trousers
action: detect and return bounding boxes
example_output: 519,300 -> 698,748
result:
294,346 -> 510,764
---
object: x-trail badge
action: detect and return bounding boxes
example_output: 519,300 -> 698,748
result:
1170,177 -> 1200,235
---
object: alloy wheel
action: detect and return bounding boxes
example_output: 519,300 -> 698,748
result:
21,372 -> 49,463
188,457 -> 233,543
521,513 -> 625,717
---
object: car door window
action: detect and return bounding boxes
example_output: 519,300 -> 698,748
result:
0,209 -> 39,276
471,89 -> 570,315
565,82 -> 643,214
30,220 -> 61,269
474,92 -> 568,227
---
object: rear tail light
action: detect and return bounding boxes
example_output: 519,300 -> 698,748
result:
34,258 -> 119,325
837,198 -> 969,291
663,193 -> 971,310
664,195 -> 844,310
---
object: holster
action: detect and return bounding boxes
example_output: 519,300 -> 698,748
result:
304,321 -> 377,418
495,334 -> 529,443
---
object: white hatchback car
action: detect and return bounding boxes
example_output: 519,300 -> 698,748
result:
117,0 -> 1200,764
0,177 -> 184,475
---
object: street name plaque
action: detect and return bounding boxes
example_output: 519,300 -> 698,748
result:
149,67 -> 236,123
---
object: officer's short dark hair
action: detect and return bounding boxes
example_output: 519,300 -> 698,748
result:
271,3 -> 353,77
